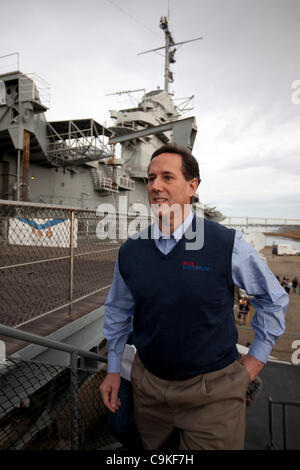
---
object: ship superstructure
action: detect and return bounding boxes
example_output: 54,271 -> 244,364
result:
0,75 -> 201,208
0,16 -> 204,217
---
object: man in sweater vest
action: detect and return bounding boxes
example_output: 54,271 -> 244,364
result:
100,144 -> 288,450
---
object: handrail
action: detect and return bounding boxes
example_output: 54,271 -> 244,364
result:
0,197 -> 98,213
268,396 -> 300,450
0,323 -> 107,364
269,399 -> 300,407
0,323 -> 108,450
0,198 -> 151,216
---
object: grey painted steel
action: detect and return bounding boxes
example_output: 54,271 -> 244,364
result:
0,71 -> 199,212
17,149 -> 21,200
0,80 -> 6,105
109,116 -> 196,148
0,322 -> 107,364
138,37 -> 203,56
164,20 -> 170,93
0,18 -> 202,214
7,305 -> 106,367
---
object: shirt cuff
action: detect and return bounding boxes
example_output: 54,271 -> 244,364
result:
248,335 -> 274,364
107,353 -> 122,374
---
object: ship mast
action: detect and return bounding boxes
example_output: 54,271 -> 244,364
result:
138,18 -> 203,94
160,16 -> 174,93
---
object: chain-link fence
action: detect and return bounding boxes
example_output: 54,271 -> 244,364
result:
0,200 -> 152,450
0,200 -> 151,327
0,356 -> 116,450
0,323 -> 119,451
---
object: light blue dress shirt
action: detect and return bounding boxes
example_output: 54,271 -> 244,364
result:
104,212 -> 288,373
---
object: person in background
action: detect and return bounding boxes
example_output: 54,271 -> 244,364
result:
239,296 -> 250,326
292,277 -> 298,294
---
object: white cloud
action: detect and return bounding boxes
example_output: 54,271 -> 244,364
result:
196,103 -> 300,217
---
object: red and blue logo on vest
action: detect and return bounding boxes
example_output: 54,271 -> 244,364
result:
182,261 -> 210,271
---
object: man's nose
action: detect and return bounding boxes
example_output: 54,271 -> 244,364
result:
151,177 -> 163,191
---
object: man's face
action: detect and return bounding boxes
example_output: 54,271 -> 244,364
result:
148,152 -> 197,219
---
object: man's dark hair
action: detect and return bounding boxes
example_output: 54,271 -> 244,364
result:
149,144 -> 201,186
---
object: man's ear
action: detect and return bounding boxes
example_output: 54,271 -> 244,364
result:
189,178 -> 199,197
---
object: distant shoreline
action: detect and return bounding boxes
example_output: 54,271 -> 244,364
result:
263,229 -> 300,240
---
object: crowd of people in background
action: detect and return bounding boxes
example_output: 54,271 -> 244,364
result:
276,275 -> 299,294
236,274 -> 298,326
236,275 -> 297,327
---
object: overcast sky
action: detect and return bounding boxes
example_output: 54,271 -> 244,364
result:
1,0 -> 299,219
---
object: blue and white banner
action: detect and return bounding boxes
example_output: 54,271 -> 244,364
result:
8,217 -> 78,248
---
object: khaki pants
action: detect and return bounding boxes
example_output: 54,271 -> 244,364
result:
131,353 -> 251,450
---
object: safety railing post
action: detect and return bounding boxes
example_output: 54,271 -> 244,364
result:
69,210 -> 74,317
268,396 -> 274,449
70,351 -> 79,450
282,403 -> 287,450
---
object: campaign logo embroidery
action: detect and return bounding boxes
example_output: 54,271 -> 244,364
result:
182,261 -> 210,271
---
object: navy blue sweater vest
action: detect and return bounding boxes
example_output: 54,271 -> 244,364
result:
118,216 -> 237,380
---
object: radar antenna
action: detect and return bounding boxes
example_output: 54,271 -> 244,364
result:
138,17 -> 203,93
105,88 -> 146,107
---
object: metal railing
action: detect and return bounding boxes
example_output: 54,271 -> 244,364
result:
223,216 -> 300,228
46,120 -> 112,165
19,73 -> 50,109
0,53 -> 19,76
0,324 -> 114,450
268,396 -> 300,450
0,200 -> 150,328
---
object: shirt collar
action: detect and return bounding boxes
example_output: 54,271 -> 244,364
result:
153,210 -> 194,241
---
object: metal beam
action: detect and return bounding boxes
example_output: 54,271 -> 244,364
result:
137,37 -> 203,56
22,130 -> 30,201
108,116 -> 196,148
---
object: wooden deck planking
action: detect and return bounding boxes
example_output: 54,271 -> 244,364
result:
0,287 -> 110,356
